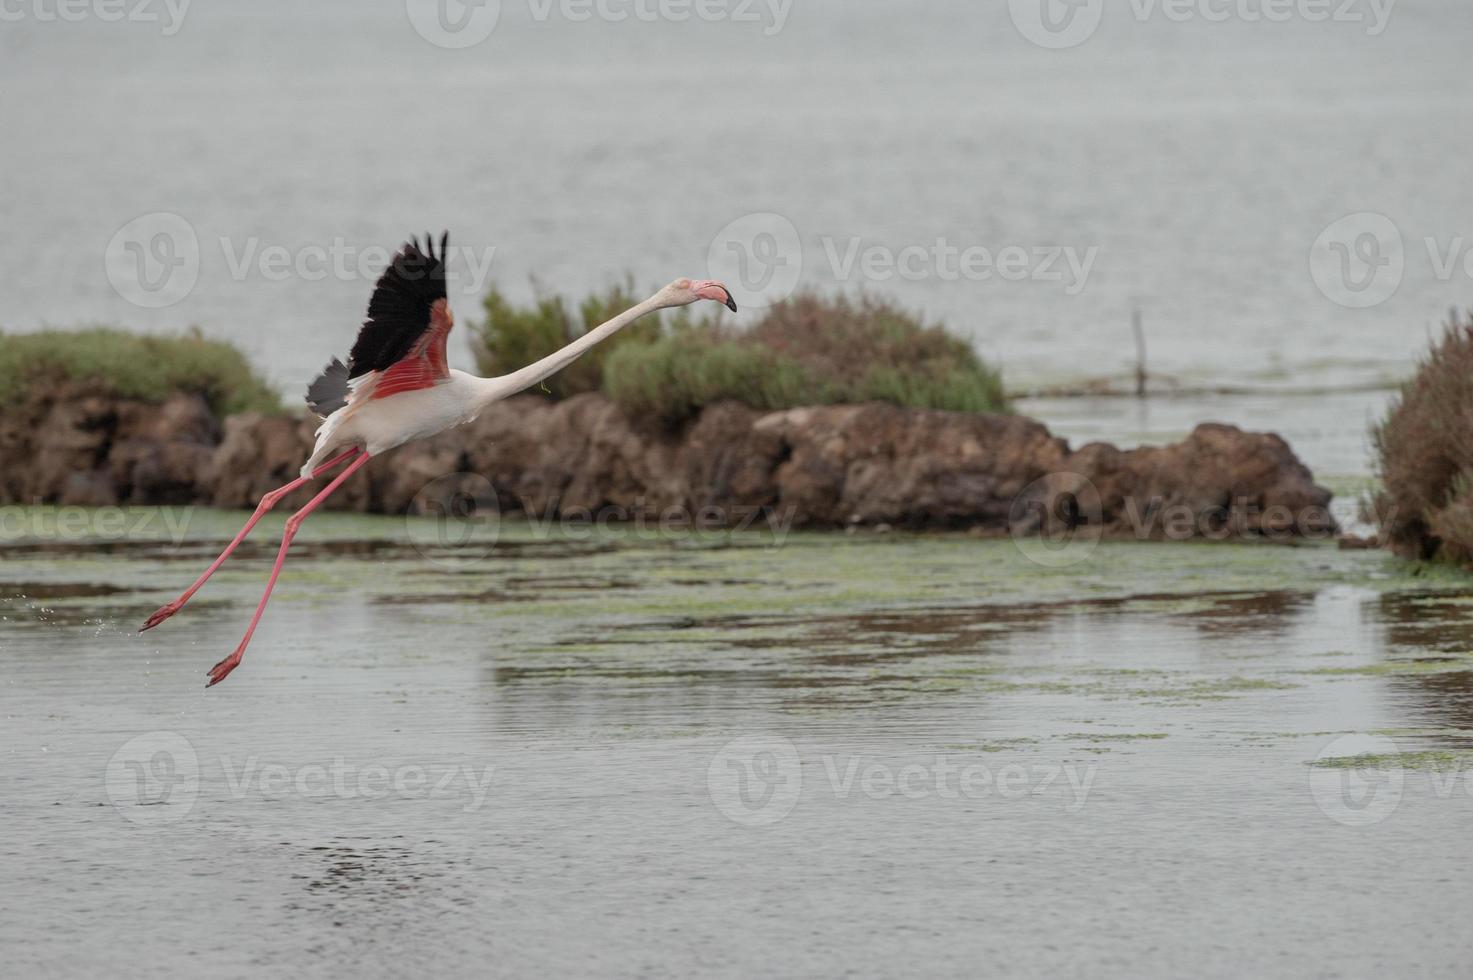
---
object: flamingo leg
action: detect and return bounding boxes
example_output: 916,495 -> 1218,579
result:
206,452 -> 373,687
140,448 -> 361,633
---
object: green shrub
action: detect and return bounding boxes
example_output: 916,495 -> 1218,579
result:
474,279 -> 676,399
734,293 -> 1007,417
1370,313 -> 1473,564
0,327 -> 280,416
604,331 -> 809,424
476,288 -> 572,392
474,286 -> 1008,424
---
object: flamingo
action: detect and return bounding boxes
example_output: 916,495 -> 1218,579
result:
140,231 -> 737,686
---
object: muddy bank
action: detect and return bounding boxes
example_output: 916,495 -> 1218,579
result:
0,384 -> 1334,537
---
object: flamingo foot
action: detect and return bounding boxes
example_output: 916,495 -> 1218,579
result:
140,600 -> 184,633
206,648 -> 245,688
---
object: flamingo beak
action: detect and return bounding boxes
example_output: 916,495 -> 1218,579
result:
693,280 -> 738,312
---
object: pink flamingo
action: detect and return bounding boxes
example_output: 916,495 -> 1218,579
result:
140,232 -> 736,686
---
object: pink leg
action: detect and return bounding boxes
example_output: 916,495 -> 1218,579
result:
141,448 -> 360,633
206,453 -> 373,687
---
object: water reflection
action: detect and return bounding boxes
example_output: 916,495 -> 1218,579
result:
1372,591 -> 1473,731
5,520 -> 1473,976
1375,590 -> 1473,652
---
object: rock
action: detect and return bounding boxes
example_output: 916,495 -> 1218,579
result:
0,388 -> 1336,541
755,403 -> 1070,528
203,413 -> 318,509
1061,423 -> 1336,540
1,384 -> 120,503
111,393 -> 219,505
679,401 -> 785,511
60,470 -> 118,508
369,428 -> 471,514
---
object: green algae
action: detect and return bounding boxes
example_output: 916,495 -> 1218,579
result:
1062,732 -> 1169,742
7,505 -> 1473,727
1309,750 -> 1473,771
1306,654 -> 1473,678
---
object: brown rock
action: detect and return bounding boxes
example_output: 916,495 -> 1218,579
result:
110,393 -> 219,504
203,413 -> 317,509
1063,423 -> 1335,540
756,403 -> 1070,528
0,387 -> 1336,541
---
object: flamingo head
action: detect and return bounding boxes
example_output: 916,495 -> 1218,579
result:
661,278 -> 738,313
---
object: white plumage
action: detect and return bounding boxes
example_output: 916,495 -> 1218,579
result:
140,228 -> 737,688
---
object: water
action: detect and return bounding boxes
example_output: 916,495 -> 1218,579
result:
3,1 -> 1472,479
5,6 -> 1473,975
3,511 -> 1473,976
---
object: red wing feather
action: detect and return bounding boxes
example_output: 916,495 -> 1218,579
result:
346,232 -> 453,389
372,299 -> 454,400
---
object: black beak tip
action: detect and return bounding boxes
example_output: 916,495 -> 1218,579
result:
724,293 -> 738,313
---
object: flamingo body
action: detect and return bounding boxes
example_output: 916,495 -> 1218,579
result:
302,370 -> 491,475
140,229 -> 736,686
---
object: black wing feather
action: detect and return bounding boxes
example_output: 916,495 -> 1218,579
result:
346,233 -> 449,380
305,357 -> 350,418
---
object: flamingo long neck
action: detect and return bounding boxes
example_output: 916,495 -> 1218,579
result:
473,294 -> 669,409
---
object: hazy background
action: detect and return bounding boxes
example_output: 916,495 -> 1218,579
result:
2,0 -> 1470,475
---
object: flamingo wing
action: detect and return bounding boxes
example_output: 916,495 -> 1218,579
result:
305,232 -> 455,417
305,356 -> 351,417
350,232 -> 454,399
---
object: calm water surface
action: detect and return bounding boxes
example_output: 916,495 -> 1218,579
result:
3,2 -> 1473,478
3,512 -> 1473,976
